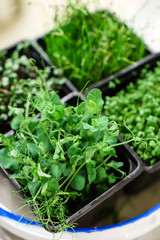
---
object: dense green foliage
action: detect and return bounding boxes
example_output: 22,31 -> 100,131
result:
104,63 -> 160,166
0,42 -> 65,130
0,88 -> 127,230
43,5 -> 147,90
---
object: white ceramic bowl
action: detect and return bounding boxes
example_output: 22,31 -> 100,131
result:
0,203 -> 160,240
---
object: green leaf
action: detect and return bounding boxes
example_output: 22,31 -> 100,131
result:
71,174 -> 85,191
22,166 -> 33,178
63,166 -> 72,177
28,181 -> 41,196
10,172 -> 24,179
108,173 -> 117,184
76,102 -> 86,115
41,179 -> 59,196
39,119 -> 51,133
94,167 -> 106,184
54,105 -> 65,120
58,163 -> 67,172
10,149 -> 18,158
106,136 -> 118,145
110,130 -> 119,137
85,146 -> 97,161
100,146 -> 116,157
47,105 -> 64,121
53,142 -> 65,160
108,160 -> 124,169
16,141 -> 25,154
2,76 -> 9,86
108,123 -> 118,131
86,89 -> 104,114
50,92 -> 61,105
86,161 -> 96,183
27,143 -> 39,158
50,163 -> 62,180
47,178 -> 59,193
0,148 -> 19,171
41,182 -> 48,196
34,92 -> 60,112
10,117 -> 21,130
82,122 -> 97,132
0,134 -> 10,147
92,116 -> 109,131
8,107 -> 24,116
28,119 -> 39,133
68,144 -> 80,158
38,133 -> 54,154
39,159 -> 51,172
37,163 -> 51,178
68,144 -> 81,164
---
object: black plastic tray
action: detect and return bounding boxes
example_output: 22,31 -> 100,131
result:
0,40 -> 77,133
0,92 -> 143,231
87,52 -> 160,191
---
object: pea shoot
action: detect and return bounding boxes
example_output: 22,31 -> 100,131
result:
0,88 -> 128,231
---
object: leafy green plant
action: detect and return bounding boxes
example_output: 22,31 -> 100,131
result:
104,63 -> 160,166
43,4 -> 147,90
0,88 -> 133,231
0,41 -> 65,131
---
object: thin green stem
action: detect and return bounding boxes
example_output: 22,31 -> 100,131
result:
64,161 -> 86,192
59,165 -> 76,189
21,129 -> 38,144
95,155 -> 111,170
33,186 -> 42,201
25,94 -> 31,120
111,138 -> 135,148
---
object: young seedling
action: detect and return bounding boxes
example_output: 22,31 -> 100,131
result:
0,41 -> 65,132
43,4 -> 147,90
104,63 -> 160,166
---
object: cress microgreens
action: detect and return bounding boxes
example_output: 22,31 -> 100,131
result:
0,41 -> 65,131
43,4 -> 147,90
0,88 -> 132,231
104,63 -> 160,166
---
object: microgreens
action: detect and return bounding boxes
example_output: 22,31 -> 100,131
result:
104,63 -> 160,166
0,88 -> 128,231
43,4 -> 147,90
0,41 -> 65,131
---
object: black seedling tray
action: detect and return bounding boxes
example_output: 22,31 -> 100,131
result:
87,52 -> 160,191
0,92 -> 143,231
0,41 -> 77,133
